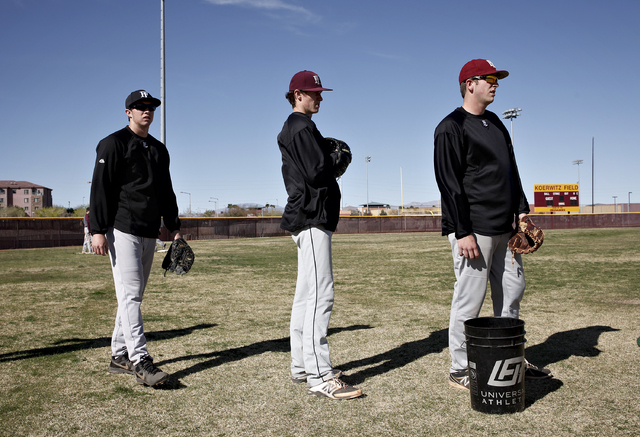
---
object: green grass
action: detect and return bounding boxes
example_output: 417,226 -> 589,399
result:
0,229 -> 639,436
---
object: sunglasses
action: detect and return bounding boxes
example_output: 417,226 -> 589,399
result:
472,75 -> 499,85
130,103 -> 157,112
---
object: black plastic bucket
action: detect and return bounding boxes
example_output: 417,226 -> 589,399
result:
464,317 -> 526,414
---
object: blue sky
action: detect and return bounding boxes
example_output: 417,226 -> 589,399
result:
1,0 -> 638,214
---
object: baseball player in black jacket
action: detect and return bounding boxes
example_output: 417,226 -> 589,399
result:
434,60 -> 551,390
90,90 -> 182,387
278,71 -> 362,400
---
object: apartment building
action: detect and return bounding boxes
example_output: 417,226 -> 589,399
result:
0,180 -> 53,216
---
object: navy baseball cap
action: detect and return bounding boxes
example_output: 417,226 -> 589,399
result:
459,59 -> 509,84
125,90 -> 161,109
289,71 -> 332,92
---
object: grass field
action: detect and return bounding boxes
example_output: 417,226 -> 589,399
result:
0,228 -> 639,436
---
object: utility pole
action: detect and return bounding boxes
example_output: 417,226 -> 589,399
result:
160,0 -> 166,145
400,167 -> 404,215
365,156 -> 371,215
591,137 -> 595,213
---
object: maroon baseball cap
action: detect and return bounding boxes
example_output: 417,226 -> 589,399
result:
458,59 -> 509,84
289,70 -> 332,92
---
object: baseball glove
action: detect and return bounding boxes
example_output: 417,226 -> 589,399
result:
326,137 -> 352,178
508,216 -> 544,258
162,237 -> 195,276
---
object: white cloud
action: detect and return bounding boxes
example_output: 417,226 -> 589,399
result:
206,0 -> 317,21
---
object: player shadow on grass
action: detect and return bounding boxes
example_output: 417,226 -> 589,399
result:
0,324 -> 216,363
523,325 -> 619,407
153,324 -> 374,390
335,328 -> 449,387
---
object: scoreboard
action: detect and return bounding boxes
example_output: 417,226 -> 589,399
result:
534,184 -> 579,213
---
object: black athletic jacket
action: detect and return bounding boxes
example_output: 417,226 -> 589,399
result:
90,126 -> 180,239
434,107 -> 529,238
278,112 -> 341,233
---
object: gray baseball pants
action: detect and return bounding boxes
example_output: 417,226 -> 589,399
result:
82,228 -> 93,253
290,225 -> 337,387
447,232 -> 525,373
107,228 -> 156,365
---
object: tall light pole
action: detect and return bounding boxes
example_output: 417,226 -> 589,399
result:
612,196 -> 617,213
572,159 -> 583,185
573,159 -> 583,213
209,197 -> 218,217
365,156 -> 371,215
181,191 -> 191,216
160,0 -> 166,145
591,137 -> 595,213
502,108 -> 522,144
400,167 -> 404,215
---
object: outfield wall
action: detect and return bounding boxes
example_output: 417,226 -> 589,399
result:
1,213 -> 639,250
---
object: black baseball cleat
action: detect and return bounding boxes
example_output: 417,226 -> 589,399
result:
449,370 -> 470,390
307,377 -> 363,400
134,356 -> 169,387
524,360 -> 552,379
109,352 -> 134,375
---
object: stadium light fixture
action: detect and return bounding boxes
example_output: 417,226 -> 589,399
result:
209,197 -> 218,217
181,191 -> 191,216
502,108 -> 522,145
573,159 -> 584,212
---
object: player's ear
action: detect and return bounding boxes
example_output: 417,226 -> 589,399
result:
465,79 -> 474,93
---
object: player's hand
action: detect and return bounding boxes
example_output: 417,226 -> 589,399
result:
458,234 -> 479,260
92,234 -> 109,256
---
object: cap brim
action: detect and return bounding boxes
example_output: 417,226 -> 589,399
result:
299,87 -> 333,92
128,97 -> 162,108
495,70 -> 509,79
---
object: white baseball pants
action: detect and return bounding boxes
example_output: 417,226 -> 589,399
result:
290,225 -> 336,387
447,232 -> 525,373
107,228 -> 156,365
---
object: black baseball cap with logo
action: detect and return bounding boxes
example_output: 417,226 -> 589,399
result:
125,90 -> 161,109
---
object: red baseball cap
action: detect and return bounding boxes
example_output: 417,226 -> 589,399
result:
458,59 -> 509,84
289,70 -> 332,92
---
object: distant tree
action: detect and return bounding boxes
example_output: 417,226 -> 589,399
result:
224,205 -> 248,217
34,206 -> 70,217
71,205 -> 89,217
0,206 -> 28,217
